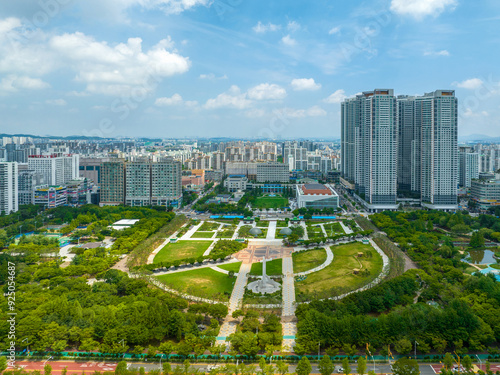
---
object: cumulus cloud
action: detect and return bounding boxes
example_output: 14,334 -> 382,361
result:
453,78 -> 484,90
155,93 -> 197,107
323,89 -> 347,104
247,83 -> 286,100
390,0 -> 457,19
253,21 -> 281,33
287,21 -> 301,32
291,78 -> 321,91
281,35 -> 296,47
46,99 -> 67,106
204,85 -> 252,109
0,75 -> 50,93
0,19 -> 191,96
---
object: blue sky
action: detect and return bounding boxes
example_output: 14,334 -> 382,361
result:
0,0 -> 499,139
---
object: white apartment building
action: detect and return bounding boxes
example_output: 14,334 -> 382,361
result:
28,154 -> 79,186
0,162 -> 18,214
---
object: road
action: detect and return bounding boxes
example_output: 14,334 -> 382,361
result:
9,360 -> 448,375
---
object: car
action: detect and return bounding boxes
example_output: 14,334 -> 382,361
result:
335,366 -> 344,373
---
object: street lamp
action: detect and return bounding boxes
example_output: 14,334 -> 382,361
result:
414,341 -> 419,360
43,356 -> 53,365
19,225 -> 23,236
318,342 -> 321,362
476,355 -> 482,372
22,338 -> 29,356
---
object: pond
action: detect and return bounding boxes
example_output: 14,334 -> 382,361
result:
466,250 -> 498,265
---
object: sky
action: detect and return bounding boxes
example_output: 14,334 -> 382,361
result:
0,0 -> 500,139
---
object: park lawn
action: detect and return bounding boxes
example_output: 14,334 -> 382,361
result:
293,249 -> 328,273
256,221 -> 270,228
249,258 -> 282,276
153,241 -> 212,264
253,196 -> 289,209
276,220 -> 289,227
324,222 -> 345,236
191,231 -> 215,239
199,221 -> 220,231
307,225 -> 324,237
218,262 -> 242,273
156,268 -> 235,300
295,242 -> 383,298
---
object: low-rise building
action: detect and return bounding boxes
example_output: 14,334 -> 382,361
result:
296,183 -> 339,210
224,175 -> 248,192
471,178 -> 500,210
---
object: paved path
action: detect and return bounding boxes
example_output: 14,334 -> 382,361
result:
147,223 -> 188,264
266,221 -> 277,240
216,262 -> 251,348
180,221 -> 203,240
282,256 -> 297,350
299,221 -> 309,240
340,221 -> 353,234
150,258 -> 239,276
294,246 -> 334,276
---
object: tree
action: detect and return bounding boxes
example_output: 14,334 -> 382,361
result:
116,361 -> 128,375
0,356 -> 7,373
162,363 -> 172,375
276,360 -> 288,375
296,357 -> 312,375
342,344 -> 357,357
357,356 -> 367,375
318,355 -> 334,375
443,353 -> 454,370
61,368 -> 67,375
259,357 -> 267,374
391,358 -> 419,375
470,232 -> 485,249
44,364 -> 52,375
342,357 -> 351,375
462,356 -> 472,372
394,339 -> 412,355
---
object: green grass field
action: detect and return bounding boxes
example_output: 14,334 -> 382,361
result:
295,242 -> 383,300
256,220 -> 270,228
216,228 -> 236,238
253,196 -> 289,209
191,231 -> 215,238
199,221 -> 220,231
293,249 -> 328,273
153,241 -> 212,264
307,225 -> 324,237
276,220 -> 289,227
156,268 -> 235,300
218,262 -> 242,273
324,223 -> 345,235
249,258 -> 282,276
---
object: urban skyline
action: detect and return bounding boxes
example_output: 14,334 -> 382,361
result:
0,1 -> 500,139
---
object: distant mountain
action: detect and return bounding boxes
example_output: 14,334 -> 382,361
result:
459,134 -> 500,143
0,133 -> 105,140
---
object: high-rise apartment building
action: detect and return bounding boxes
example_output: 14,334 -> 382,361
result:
341,89 -> 398,212
100,160 -> 125,206
343,89 -> 458,211
0,162 -> 18,214
28,154 -> 79,186
459,146 -> 480,188
18,170 -> 45,205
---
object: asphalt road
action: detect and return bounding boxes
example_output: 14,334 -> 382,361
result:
11,360 -> 445,375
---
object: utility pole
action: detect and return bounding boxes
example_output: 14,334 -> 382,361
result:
415,340 -> 419,360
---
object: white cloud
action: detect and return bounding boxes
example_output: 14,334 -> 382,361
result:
0,75 -> 50,93
245,109 -> 267,118
92,105 -> 108,111
323,89 -> 347,104
291,78 -> 321,91
287,21 -> 300,32
328,26 -> 341,35
281,106 -> 327,118
0,17 -> 21,34
247,83 -> 286,100
0,20 -> 191,96
390,0 -> 457,19
155,93 -> 198,107
204,85 -> 252,109
453,78 -> 484,90
424,49 -> 450,56
199,73 -> 228,80
281,35 -> 296,47
253,21 -> 281,33
46,99 -> 67,106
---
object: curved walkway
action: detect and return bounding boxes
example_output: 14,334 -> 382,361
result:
294,246 -> 334,277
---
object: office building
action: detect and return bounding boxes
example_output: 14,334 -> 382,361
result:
0,162 -> 18,214
471,178 -> 500,210
296,183 -> 339,210
18,170 -> 45,206
459,146 -> 480,188
34,185 -> 67,208
256,162 -> 289,183
224,175 -> 249,192
341,89 -> 398,212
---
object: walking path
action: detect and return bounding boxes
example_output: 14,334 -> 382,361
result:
294,246 -> 334,276
299,221 -> 309,240
282,256 -> 297,350
267,220 -> 277,240
216,262 -> 252,348
147,223 -> 188,264
180,222 -> 203,240
340,221 -> 353,234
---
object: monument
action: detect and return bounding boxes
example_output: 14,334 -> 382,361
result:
247,257 -> 281,294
